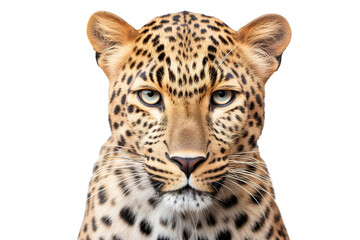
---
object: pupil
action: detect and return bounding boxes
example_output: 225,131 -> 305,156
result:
218,91 -> 226,98
146,90 -> 154,97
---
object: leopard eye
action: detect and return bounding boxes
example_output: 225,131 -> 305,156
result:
211,90 -> 234,106
137,90 -> 161,106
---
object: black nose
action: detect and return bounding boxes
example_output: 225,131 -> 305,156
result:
170,156 -> 206,178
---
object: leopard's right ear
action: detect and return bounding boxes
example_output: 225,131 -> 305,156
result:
87,11 -> 138,76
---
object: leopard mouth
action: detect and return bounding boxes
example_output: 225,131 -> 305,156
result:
177,184 -> 199,194
161,184 -> 213,211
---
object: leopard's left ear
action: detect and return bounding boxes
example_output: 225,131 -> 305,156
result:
87,11 -> 138,77
235,14 -> 291,80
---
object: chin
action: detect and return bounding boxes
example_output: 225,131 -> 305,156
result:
161,186 -> 214,212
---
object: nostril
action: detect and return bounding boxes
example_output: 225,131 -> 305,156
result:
192,157 -> 206,171
170,158 -> 184,171
170,156 -> 206,178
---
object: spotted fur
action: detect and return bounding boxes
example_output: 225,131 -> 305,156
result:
79,11 -> 291,240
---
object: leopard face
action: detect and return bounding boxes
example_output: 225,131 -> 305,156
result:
87,11 -> 291,212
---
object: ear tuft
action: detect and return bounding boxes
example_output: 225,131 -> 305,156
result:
235,14 -> 291,79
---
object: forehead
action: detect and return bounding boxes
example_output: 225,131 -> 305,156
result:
129,11 -> 243,96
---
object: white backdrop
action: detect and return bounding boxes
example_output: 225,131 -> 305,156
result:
0,0 -> 359,239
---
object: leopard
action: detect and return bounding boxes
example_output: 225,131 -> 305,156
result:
79,10 -> 291,240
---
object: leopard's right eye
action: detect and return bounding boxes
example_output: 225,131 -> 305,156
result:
137,90 -> 162,106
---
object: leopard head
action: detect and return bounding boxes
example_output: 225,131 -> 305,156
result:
87,11 -> 291,211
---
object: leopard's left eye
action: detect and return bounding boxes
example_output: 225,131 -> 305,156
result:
137,90 -> 162,106
211,90 -> 234,106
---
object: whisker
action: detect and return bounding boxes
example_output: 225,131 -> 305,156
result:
88,170 -> 147,193
228,160 -> 269,174
226,174 -> 274,225
228,163 -> 270,178
94,157 -> 144,166
92,164 -> 145,179
229,150 -> 260,155
227,169 -> 271,185
99,148 -> 146,158
225,178 -> 267,220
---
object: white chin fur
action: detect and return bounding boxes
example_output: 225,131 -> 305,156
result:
162,190 -> 213,212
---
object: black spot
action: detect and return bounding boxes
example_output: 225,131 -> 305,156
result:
98,186 -> 107,204
252,216 -> 266,232
143,34 -> 152,44
202,56 -> 209,66
156,44 -> 165,53
166,57 -> 171,66
112,235 -> 122,240
234,212 -> 248,229
231,68 -> 239,78
91,217 -> 97,232
152,24 -> 163,30
127,105 -> 134,113
250,188 -> 265,204
168,69 -> 176,82
208,53 -> 215,61
145,20 -> 156,27
237,145 -> 244,152
95,52 -> 100,64
183,228 -> 190,240
208,45 -> 217,53
207,214 -> 216,226
200,70 -> 205,80
207,25 -> 220,31
148,197 -> 158,208
157,236 -> 171,240
110,90 -> 116,103
209,66 -> 217,84
101,216 -> 112,226
168,36 -> 176,42
220,195 -> 238,208
248,135 -> 256,149
156,66 -> 164,88
256,94 -> 263,107
152,35 -> 160,46
125,130 -> 132,137
218,35 -> 229,45
140,219 -> 153,236
121,94 -> 126,105
136,62 -> 144,70
158,52 -> 166,61
173,15 -> 180,21
117,135 -> 126,146
164,26 -> 172,32
216,230 -> 231,240
242,131 -> 249,138
114,105 -> 120,115
83,223 -> 87,232
249,102 -> 255,110
266,226 -> 274,239
225,73 -> 233,80
120,207 -> 136,225
209,36 -> 219,45
241,74 -> 247,84
220,148 -> 225,154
